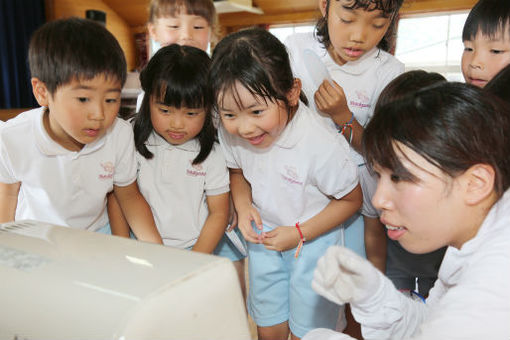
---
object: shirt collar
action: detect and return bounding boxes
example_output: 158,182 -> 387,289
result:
34,107 -> 107,157
147,131 -> 200,152
273,103 -> 306,149
323,47 -> 381,75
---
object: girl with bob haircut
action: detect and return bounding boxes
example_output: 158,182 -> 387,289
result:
306,82 -> 510,340
109,45 -> 246,283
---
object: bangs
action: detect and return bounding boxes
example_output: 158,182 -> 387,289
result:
363,104 -> 414,178
363,95 -> 445,181
151,0 -> 215,25
153,78 -> 207,109
211,37 -> 283,111
462,1 -> 510,41
463,19 -> 510,41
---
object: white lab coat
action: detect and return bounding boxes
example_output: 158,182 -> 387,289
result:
305,189 -> 510,340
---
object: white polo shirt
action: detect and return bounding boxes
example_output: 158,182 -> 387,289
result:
285,32 -> 405,165
137,132 -> 229,248
0,107 -> 137,231
218,103 -> 358,229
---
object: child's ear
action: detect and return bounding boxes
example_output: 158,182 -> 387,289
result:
319,0 -> 328,17
286,78 -> 302,107
147,22 -> 157,41
462,163 -> 496,205
31,78 -> 50,107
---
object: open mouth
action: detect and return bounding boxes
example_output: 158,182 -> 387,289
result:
385,224 -> 407,240
246,134 -> 266,146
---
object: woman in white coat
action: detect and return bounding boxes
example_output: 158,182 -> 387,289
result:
304,82 -> 510,340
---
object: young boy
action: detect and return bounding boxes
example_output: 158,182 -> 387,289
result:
0,17 -> 162,244
462,0 -> 510,88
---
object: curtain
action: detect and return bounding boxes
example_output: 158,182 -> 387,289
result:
0,0 -> 45,109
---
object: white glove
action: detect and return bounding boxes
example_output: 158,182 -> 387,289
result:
303,328 -> 356,340
312,245 -> 381,306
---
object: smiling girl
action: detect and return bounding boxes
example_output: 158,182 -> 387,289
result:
211,28 -> 362,340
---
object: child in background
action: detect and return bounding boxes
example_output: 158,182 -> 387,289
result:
211,28 -> 362,340
0,18 -> 162,244
135,0 -> 216,112
285,0 -> 405,273
462,0 -> 510,88
306,82 -> 510,340
373,70 -> 447,298
109,44 -> 246,290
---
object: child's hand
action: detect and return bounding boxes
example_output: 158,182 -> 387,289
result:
314,80 -> 352,125
237,206 -> 264,244
227,210 -> 238,232
262,225 -> 300,252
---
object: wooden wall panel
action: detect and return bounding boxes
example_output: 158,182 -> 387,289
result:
46,0 -> 136,71
400,0 -> 478,16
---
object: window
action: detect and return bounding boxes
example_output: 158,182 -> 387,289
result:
395,12 -> 469,81
269,24 -> 315,43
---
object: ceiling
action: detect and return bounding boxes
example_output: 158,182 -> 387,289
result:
101,0 -> 319,27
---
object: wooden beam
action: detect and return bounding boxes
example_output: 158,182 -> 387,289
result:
400,0 -> 477,16
219,9 -> 320,28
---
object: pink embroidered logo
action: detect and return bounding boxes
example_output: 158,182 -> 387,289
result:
350,90 -> 371,109
187,159 -> 206,177
99,162 -> 114,180
281,165 -> 303,185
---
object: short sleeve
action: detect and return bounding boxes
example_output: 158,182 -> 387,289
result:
111,118 -> 137,187
313,134 -> 359,199
217,125 -> 241,169
374,55 -> 405,106
204,143 -> 230,196
0,133 -> 17,184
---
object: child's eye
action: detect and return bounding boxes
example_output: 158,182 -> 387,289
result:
167,25 -> 179,29
390,174 -> 401,183
252,109 -> 264,115
463,47 -> 473,52
158,107 -> 169,114
491,49 -> 504,54
78,97 -> 89,103
105,98 -> 118,104
340,18 -> 352,24
372,22 -> 386,29
220,112 -> 234,119
194,25 -> 205,30
186,111 -> 200,116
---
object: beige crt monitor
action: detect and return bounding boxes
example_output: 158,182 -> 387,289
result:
0,220 -> 251,340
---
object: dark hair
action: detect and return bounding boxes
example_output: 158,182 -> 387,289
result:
210,27 -> 307,119
485,63 -> 510,104
364,82 -> 510,196
134,44 -> 215,164
148,0 -> 216,27
28,17 -> 126,95
375,70 -> 446,111
315,0 -> 404,52
463,0 -> 510,41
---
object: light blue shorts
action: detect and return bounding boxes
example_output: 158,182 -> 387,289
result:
213,228 -> 246,262
247,223 -> 342,338
342,213 -> 366,258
